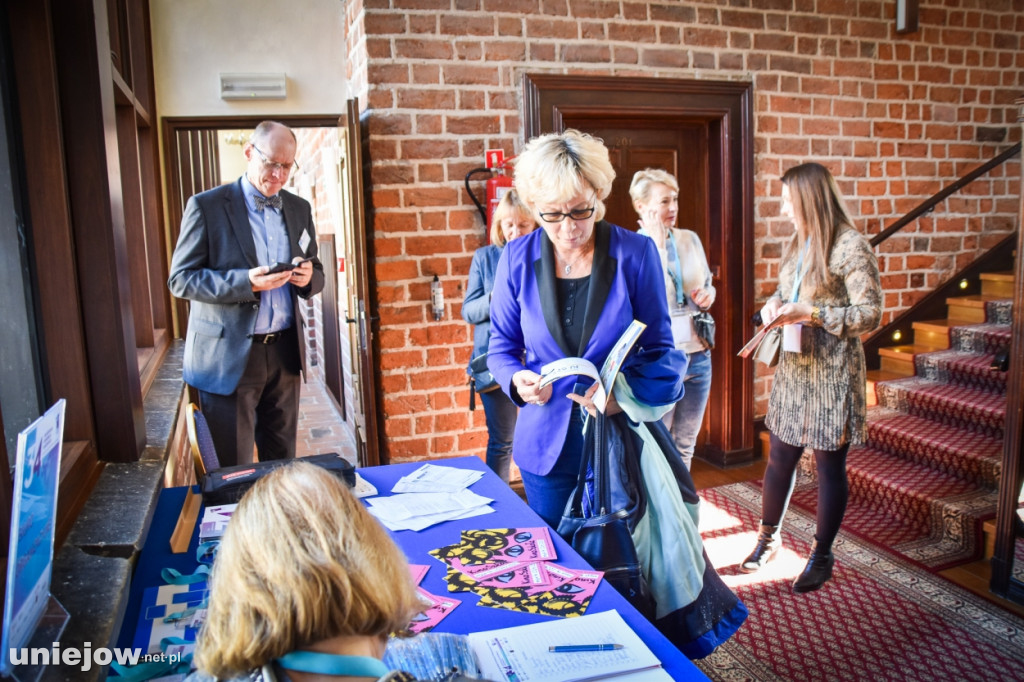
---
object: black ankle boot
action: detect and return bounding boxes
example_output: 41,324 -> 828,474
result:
739,523 -> 781,573
792,540 -> 834,593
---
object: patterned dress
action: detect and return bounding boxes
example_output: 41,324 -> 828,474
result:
765,227 -> 882,450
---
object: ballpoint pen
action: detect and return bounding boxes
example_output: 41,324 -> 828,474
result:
548,644 -> 623,653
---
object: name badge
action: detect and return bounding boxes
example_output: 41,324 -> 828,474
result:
783,323 -> 802,352
670,307 -> 693,347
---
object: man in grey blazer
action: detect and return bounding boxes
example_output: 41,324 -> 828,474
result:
168,120 -> 325,466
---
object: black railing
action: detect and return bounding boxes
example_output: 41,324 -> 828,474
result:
870,141 -> 1021,247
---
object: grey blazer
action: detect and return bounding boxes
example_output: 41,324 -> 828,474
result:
168,179 -> 325,395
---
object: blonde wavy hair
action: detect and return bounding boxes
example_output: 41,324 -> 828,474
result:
489,189 -> 534,246
193,461 -> 422,678
628,168 -> 679,210
781,162 -> 856,291
513,129 -> 615,222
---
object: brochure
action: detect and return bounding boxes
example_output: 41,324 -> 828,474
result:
538,319 -> 646,413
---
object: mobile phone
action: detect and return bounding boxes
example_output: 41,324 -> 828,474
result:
266,262 -> 296,274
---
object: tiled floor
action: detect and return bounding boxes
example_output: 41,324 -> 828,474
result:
295,377 -> 358,464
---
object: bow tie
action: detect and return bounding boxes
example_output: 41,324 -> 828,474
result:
253,194 -> 282,211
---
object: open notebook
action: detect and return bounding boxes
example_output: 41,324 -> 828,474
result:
467,609 -> 671,682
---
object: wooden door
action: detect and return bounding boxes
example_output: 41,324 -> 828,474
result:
162,114 -> 382,466
524,75 -> 756,466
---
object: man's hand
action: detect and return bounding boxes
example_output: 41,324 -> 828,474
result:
249,266 -> 293,292
289,258 -> 314,288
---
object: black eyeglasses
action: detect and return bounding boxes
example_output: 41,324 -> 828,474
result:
252,144 -> 298,174
538,196 -> 597,223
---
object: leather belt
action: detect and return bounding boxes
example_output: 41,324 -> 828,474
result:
251,328 -> 291,345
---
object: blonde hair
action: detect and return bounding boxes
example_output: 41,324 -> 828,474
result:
513,129 -> 615,222
628,168 -> 679,209
193,461 -> 422,678
489,189 -> 534,246
781,162 -> 856,291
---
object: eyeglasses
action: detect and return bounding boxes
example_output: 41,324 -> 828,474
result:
538,197 -> 597,223
252,144 -> 298,174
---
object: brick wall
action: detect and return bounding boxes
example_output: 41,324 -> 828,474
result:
344,0 -> 1024,459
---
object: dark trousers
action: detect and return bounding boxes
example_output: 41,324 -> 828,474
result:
199,327 -> 301,467
479,387 -> 518,484
519,405 -> 586,529
761,431 -> 850,548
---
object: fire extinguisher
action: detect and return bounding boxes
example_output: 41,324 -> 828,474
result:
464,156 -> 514,239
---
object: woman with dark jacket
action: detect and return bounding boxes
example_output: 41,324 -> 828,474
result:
461,190 -> 536,483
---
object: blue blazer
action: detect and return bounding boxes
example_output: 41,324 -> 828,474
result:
168,179 -> 325,395
488,221 -> 685,476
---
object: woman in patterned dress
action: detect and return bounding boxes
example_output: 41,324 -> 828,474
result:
740,162 -> 882,593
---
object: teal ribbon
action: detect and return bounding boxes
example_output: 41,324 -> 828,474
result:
160,564 -> 210,585
108,637 -> 193,680
277,651 -> 390,677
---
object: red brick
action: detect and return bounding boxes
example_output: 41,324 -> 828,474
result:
442,64 -> 499,85
376,260 -> 420,283
380,350 -> 427,373
406,235 -> 465,255
404,186 -> 459,207
397,88 -> 456,109
447,115 -> 501,135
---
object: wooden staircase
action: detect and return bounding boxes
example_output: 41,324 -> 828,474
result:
868,270 -> 1015,404
855,269 -> 1015,566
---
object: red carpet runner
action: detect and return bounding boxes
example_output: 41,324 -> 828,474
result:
790,310 -> 1013,571
696,483 -> 1024,681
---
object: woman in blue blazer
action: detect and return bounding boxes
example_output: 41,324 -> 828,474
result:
462,190 -> 536,483
487,130 -> 686,526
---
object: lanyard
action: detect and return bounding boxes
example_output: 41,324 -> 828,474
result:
790,239 -> 811,303
665,233 -> 686,306
639,227 -> 686,306
277,651 -> 390,677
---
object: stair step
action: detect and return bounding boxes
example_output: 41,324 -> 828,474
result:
875,376 -> 1006,440
916,348 -> 1010,393
911,318 -> 961,350
950,322 -> 1013,356
866,369 -> 906,406
946,294 -> 1006,323
793,445 -> 993,551
877,344 -> 933,376
980,270 -> 1015,298
866,409 -> 1002,488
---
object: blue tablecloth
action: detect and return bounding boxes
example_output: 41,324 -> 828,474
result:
117,456 -> 706,680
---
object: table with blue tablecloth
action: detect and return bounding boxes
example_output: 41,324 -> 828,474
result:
117,455 -> 706,680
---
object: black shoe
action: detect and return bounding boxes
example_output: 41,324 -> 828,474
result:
739,523 -> 781,573
792,541 -> 834,593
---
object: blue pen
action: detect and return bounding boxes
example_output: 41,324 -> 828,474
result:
549,644 -> 624,653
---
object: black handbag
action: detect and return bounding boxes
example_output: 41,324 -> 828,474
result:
693,311 -> 716,350
556,412 -> 655,618
201,453 -> 356,505
469,353 -> 499,394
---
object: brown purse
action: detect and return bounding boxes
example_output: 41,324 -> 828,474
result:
753,327 -> 781,367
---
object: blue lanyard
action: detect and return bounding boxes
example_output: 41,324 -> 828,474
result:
665,233 -> 686,306
277,651 -> 390,677
790,239 -> 811,303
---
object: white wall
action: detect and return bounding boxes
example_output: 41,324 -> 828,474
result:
150,0 -> 347,117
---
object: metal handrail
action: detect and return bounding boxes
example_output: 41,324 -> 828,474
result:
869,142 -> 1022,247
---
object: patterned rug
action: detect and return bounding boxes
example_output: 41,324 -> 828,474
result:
694,482 -> 1024,682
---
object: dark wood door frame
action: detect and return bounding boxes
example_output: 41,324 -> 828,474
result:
524,74 -> 756,466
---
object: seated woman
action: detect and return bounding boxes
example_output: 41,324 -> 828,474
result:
187,461 -> 444,682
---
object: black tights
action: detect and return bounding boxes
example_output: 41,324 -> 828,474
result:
761,432 -> 850,549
